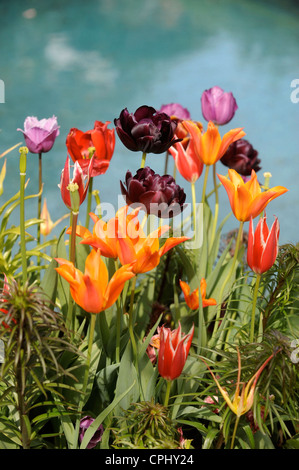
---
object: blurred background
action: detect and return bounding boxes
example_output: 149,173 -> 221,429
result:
0,0 -> 298,243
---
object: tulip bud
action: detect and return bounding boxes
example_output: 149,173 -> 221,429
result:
201,86 -> 238,125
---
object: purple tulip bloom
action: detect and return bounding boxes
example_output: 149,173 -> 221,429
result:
114,105 -> 180,154
220,138 -> 261,176
17,115 -> 60,153
159,103 -> 191,120
201,86 -> 238,126
120,166 -> 186,218
79,416 -> 104,449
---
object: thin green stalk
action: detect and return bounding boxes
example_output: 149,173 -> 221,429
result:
164,380 -> 172,407
85,176 -> 93,229
250,273 -> 261,343
191,181 -> 197,235
201,165 -> 210,203
212,221 -> 244,338
140,152 -> 147,168
19,147 -> 28,286
37,152 -> 42,247
128,276 -> 138,364
66,211 -> 78,332
230,415 -> 240,449
73,312 -> 96,448
115,259 -> 123,363
210,163 -> 219,250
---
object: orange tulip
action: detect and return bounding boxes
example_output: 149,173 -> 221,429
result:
55,249 -> 134,314
40,199 -> 68,237
217,169 -> 288,222
168,139 -> 204,183
182,120 -> 246,166
68,206 -> 189,274
179,278 -> 217,310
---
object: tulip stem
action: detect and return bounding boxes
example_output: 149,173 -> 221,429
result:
37,152 -> 42,249
140,152 -> 147,169
250,273 -> 261,343
230,415 -> 240,449
19,147 -> 28,286
164,150 -> 169,174
212,221 -> 244,338
115,260 -> 122,363
164,380 -> 172,407
210,163 -> 219,250
66,211 -> 78,332
191,181 -> 197,235
73,312 -> 96,448
201,165 -> 210,203
85,177 -> 93,229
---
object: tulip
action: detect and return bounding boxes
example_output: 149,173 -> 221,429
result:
157,323 -> 194,382
179,278 -> 217,310
55,248 -> 135,314
17,115 -> 60,154
159,103 -> 191,120
217,169 -> 288,222
0,275 -> 17,330
59,156 -> 93,212
120,167 -> 186,218
79,416 -> 104,449
220,138 -> 261,176
69,205 -> 189,274
168,139 -> 204,184
114,105 -> 180,154
201,86 -> 238,126
183,120 -> 246,167
40,198 -> 68,237
247,214 -> 280,275
66,121 -> 115,177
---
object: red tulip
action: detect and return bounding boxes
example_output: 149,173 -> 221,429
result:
66,121 -> 115,177
157,323 -> 194,381
59,156 -> 93,212
247,214 -> 280,274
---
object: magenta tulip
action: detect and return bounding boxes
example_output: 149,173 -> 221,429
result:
201,86 -> 238,126
18,116 -> 60,153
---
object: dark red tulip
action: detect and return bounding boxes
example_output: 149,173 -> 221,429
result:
120,166 -> 186,218
220,138 -> 261,176
114,105 -> 180,154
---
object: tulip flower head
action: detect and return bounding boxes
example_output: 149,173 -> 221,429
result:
66,121 -> 115,177
179,278 -> 217,310
220,138 -> 261,176
157,323 -> 194,381
59,156 -> 93,212
201,86 -> 238,126
201,348 -> 276,418
159,103 -> 191,121
217,169 -> 288,222
55,248 -> 135,314
17,115 -> 60,154
121,167 -> 186,218
114,105 -> 180,154
40,198 -> 68,237
168,139 -> 204,183
183,120 -> 246,166
247,214 -> 280,274
79,416 -> 104,449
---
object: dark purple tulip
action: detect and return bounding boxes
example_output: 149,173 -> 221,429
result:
17,116 -> 60,154
220,138 -> 261,176
79,416 -> 104,449
159,103 -> 191,120
120,166 -> 186,218
201,86 -> 238,125
114,105 -> 180,154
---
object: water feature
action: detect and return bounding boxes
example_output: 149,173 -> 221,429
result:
0,0 -> 298,244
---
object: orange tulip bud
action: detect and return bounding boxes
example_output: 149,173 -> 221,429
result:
180,278 -> 217,310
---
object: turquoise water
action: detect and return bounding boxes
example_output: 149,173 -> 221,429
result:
0,0 -> 298,244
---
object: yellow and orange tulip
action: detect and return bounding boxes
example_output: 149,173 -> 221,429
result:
180,278 -> 217,310
55,248 -> 135,314
217,169 -> 288,222
182,120 -> 246,166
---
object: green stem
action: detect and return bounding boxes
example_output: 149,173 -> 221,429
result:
128,276 -> 138,363
19,147 -> 28,286
210,163 -> 219,250
230,415 -> 240,449
37,152 -> 42,247
85,176 -> 93,229
140,152 -> 147,168
191,181 -> 197,235
164,380 -> 172,407
212,221 -> 244,338
115,259 -> 122,363
73,312 -> 96,448
250,273 -> 261,343
66,211 -> 78,332
201,165 -> 210,203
